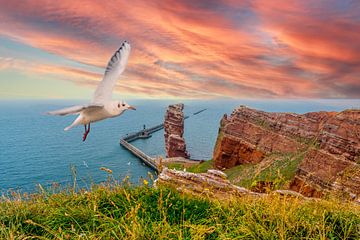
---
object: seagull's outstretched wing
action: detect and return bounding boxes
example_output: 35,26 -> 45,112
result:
47,103 -> 104,116
93,41 -> 131,103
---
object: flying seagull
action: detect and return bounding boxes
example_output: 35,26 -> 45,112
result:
47,41 -> 135,141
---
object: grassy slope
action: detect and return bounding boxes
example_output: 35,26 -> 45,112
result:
225,150 -> 307,190
165,160 -> 214,173
184,150 -> 310,194
184,124 -> 322,191
177,149 -> 306,191
1,185 -> 359,239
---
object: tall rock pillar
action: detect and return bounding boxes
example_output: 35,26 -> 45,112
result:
164,103 -> 190,158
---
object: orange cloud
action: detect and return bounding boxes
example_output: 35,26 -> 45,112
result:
251,0 -> 360,97
0,0 -> 359,98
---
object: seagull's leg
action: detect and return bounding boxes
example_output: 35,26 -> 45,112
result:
83,125 -> 87,141
82,123 -> 91,142
83,124 -> 88,142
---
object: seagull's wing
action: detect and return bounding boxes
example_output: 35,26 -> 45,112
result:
47,103 -> 104,116
92,41 -> 131,103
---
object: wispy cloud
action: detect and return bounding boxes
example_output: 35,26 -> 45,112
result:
0,0 -> 359,98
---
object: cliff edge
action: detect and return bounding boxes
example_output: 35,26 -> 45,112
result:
213,106 -> 360,198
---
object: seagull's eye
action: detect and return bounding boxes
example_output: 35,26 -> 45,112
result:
122,104 -> 125,107
117,104 -> 120,108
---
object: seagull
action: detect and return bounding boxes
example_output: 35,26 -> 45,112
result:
83,161 -> 89,168
47,41 -> 135,141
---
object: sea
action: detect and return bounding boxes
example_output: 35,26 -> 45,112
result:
0,99 -> 359,193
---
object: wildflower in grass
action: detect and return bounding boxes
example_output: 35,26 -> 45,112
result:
143,179 -> 149,186
52,182 -> 60,189
100,167 -> 112,174
24,219 -> 35,225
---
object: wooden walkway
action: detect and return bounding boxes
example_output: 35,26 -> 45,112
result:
119,108 -> 207,172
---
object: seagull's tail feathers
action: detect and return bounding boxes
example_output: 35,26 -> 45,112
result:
64,125 -> 73,131
64,115 -> 83,131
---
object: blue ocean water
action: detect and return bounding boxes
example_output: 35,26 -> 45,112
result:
0,99 -> 359,193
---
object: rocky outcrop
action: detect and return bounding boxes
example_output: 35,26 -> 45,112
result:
317,110 -> 360,161
156,168 -> 310,200
164,104 -> 189,158
213,106 -> 360,198
290,149 -> 356,198
156,168 -> 260,198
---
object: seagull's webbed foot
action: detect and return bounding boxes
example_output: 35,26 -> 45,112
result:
82,123 -> 91,142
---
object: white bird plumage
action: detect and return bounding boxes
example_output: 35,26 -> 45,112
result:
47,41 -> 136,141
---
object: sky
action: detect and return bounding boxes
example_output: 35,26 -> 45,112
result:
0,0 -> 359,99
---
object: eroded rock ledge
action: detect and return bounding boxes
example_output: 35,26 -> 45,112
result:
156,167 -> 311,200
164,104 -> 190,158
213,106 -> 360,198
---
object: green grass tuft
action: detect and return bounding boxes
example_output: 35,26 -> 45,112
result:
1,184 -> 359,239
187,160 -> 214,173
225,151 -> 306,190
165,160 -> 214,173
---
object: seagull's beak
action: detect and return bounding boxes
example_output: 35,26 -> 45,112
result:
128,106 -> 136,110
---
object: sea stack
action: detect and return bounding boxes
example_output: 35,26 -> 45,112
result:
164,103 -> 190,158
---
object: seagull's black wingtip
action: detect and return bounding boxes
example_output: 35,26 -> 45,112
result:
118,40 -> 129,50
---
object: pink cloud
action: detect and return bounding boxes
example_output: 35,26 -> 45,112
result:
0,0 -> 359,98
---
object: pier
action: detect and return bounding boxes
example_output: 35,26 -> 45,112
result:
119,108 -> 207,172
120,139 -> 158,171
193,108 -> 207,115
122,124 -> 164,142
120,123 -> 164,172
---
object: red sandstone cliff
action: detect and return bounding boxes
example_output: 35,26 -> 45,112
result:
213,106 -> 360,198
164,104 -> 190,158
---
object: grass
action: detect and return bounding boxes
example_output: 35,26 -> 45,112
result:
203,120 -> 308,191
165,160 -> 214,173
166,163 -> 185,171
255,119 -> 271,130
225,151 -> 306,190
166,149 -> 306,192
207,121 -> 322,192
1,182 -> 359,239
176,150 -> 305,191
187,160 -> 214,173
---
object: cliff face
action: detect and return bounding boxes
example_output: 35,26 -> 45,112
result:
213,106 -> 360,198
164,104 -> 190,158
